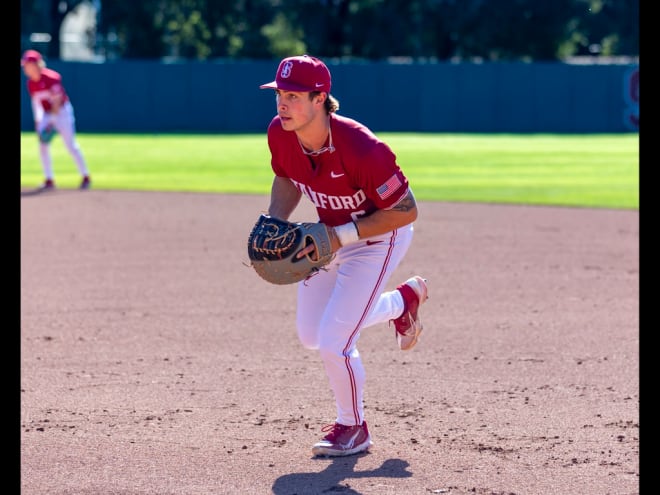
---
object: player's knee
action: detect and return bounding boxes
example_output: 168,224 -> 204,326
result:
296,327 -> 319,349
317,339 -> 354,360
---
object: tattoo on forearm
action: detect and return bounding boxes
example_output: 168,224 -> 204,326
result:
391,195 -> 416,212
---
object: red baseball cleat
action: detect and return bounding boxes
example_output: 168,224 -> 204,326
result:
391,276 -> 428,350
312,421 -> 373,457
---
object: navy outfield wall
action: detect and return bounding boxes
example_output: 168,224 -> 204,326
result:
20,60 -> 639,134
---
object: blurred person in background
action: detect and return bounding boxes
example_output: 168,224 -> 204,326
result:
21,49 -> 91,191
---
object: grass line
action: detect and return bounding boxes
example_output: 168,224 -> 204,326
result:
20,132 -> 639,209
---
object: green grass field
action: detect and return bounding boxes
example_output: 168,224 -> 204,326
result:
20,132 -> 639,209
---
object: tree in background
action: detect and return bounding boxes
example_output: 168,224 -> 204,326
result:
20,0 -> 639,61
569,0 -> 639,57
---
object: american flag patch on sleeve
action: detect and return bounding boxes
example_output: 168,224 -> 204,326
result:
376,174 -> 403,200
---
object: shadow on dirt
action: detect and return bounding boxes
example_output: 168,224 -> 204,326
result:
20,188 -> 89,197
272,457 -> 412,495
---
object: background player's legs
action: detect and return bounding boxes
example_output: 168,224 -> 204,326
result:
54,103 -> 90,178
38,141 -> 54,182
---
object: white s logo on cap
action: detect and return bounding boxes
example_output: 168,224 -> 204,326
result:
281,61 -> 293,79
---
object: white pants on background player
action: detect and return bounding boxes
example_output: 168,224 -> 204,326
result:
296,224 -> 414,425
36,101 -> 90,181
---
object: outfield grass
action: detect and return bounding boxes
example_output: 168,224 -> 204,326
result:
20,132 -> 639,209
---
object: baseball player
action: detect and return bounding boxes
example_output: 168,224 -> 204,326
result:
259,55 -> 428,457
21,49 -> 91,191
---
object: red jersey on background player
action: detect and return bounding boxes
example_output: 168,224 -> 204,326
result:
258,55 -> 429,457
21,49 -> 91,191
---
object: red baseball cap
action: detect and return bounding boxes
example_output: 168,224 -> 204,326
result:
21,49 -> 43,66
260,55 -> 331,93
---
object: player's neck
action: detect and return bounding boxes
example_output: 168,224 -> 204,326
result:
297,115 -> 331,153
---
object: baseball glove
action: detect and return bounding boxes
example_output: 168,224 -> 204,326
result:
38,124 -> 57,144
247,214 -> 334,285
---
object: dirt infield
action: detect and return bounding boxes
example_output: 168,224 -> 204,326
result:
21,189 -> 639,495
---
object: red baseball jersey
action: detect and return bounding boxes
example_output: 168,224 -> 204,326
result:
26,67 -> 69,113
266,113 -> 409,227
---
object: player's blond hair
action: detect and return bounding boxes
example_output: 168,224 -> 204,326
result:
310,92 -> 340,114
